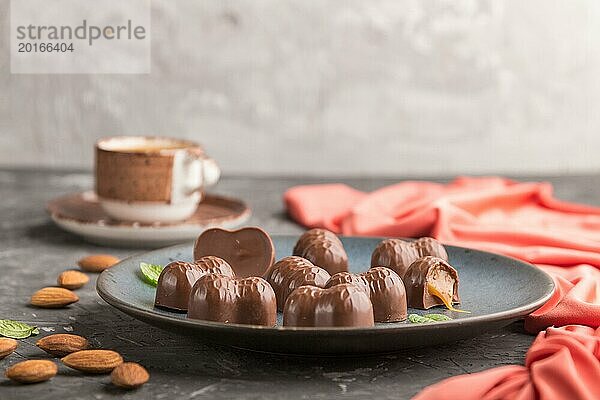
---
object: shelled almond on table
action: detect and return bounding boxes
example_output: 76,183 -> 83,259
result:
77,254 -> 120,272
111,362 -> 150,389
30,287 -> 79,308
61,350 -> 124,374
36,334 -> 88,357
5,360 -> 58,384
0,338 -> 18,359
57,270 -> 89,290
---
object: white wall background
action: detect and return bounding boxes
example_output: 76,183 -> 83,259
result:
1,0 -> 600,176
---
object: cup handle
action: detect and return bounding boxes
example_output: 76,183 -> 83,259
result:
184,152 -> 220,195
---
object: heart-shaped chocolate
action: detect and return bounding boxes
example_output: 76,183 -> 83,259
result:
325,267 -> 407,322
371,237 -> 447,278
283,284 -> 374,327
292,229 -> 348,275
264,256 -> 331,311
188,274 -> 276,326
194,227 -> 275,278
154,257 -> 234,312
403,256 -> 460,310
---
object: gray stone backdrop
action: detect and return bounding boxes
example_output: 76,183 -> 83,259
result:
1,0 -> 599,176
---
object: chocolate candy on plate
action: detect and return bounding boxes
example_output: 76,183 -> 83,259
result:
194,227 -> 275,278
325,267 -> 407,322
293,229 -> 348,275
155,257 -> 234,311
264,256 -> 331,311
283,284 -> 374,328
188,274 -> 277,326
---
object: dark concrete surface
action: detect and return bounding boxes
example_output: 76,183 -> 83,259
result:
1,169 -> 597,399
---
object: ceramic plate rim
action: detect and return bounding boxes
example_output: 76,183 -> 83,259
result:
96,236 -> 555,335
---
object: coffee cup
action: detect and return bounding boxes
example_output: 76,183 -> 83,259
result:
95,136 -> 220,223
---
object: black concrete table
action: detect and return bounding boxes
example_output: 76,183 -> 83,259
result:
1,170 -> 597,400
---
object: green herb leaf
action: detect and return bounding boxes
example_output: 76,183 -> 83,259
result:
408,313 -> 453,324
139,262 -> 164,287
423,313 -> 452,321
408,314 -> 431,324
0,319 -> 40,339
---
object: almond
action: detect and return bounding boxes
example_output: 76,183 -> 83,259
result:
36,334 -> 88,357
61,349 -> 123,373
57,270 -> 89,290
5,360 -> 57,383
30,287 -> 79,308
0,338 -> 17,359
77,254 -> 120,272
111,362 -> 150,389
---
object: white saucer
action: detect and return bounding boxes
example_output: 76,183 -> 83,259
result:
47,191 -> 251,248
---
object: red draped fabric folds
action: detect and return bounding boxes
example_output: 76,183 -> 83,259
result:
413,325 -> 600,400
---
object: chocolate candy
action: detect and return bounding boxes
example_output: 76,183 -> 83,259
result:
325,267 -> 407,322
371,239 -> 419,278
283,284 -> 374,327
413,237 -> 448,260
194,227 -> 275,278
371,237 -> 448,278
292,229 -> 348,275
264,256 -> 331,311
187,274 -> 277,326
403,256 -> 460,310
154,257 -> 235,312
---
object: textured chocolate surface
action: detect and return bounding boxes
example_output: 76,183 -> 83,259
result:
414,237 -> 449,260
325,267 -> 407,322
194,255 -> 236,275
188,274 -> 276,326
403,256 -> 460,309
371,237 -> 448,278
283,284 -> 374,327
264,256 -> 331,311
292,229 -> 348,275
371,239 -> 419,278
194,227 -> 275,278
154,258 -> 235,311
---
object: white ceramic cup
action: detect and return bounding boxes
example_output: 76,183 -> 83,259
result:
95,136 -> 220,223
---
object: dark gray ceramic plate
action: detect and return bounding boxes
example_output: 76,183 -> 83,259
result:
97,236 -> 554,355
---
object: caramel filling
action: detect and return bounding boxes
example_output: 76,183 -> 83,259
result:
426,283 -> 468,313
426,268 -> 470,314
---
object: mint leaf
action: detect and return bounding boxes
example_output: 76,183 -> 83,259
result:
408,314 -> 431,324
408,314 -> 453,324
0,319 -> 40,339
139,262 -> 164,287
423,313 -> 452,321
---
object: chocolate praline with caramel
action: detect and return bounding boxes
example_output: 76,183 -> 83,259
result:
283,283 -> 374,328
370,239 -> 419,278
293,229 -> 348,275
264,256 -> 331,311
325,267 -> 407,322
402,256 -> 460,310
154,257 -> 234,312
193,227 -> 275,278
187,274 -> 277,326
371,237 -> 448,278
413,237 -> 448,260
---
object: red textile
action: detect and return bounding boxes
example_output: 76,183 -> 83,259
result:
284,177 -> 600,332
412,325 -> 600,400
